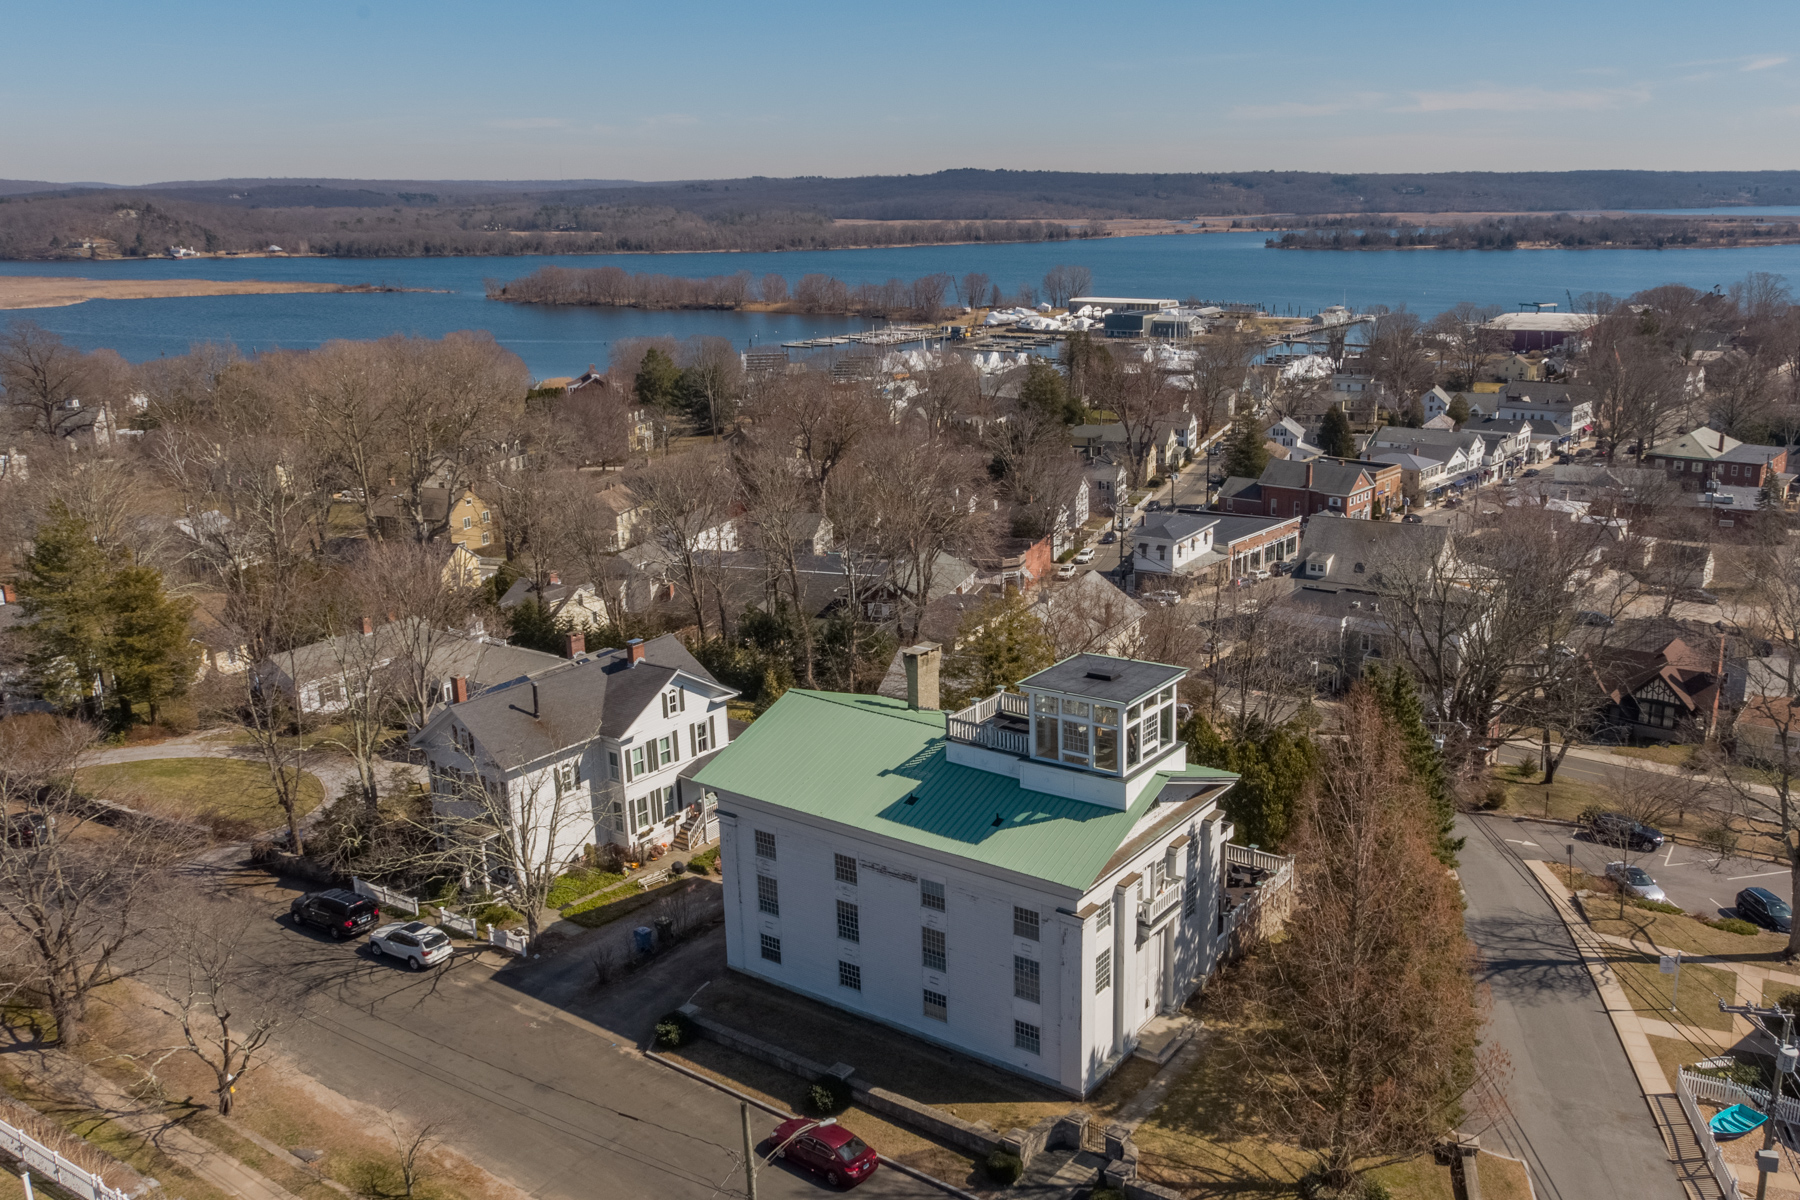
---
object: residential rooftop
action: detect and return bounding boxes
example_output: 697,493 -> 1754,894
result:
1019,653 -> 1186,704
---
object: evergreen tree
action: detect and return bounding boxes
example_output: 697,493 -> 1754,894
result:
1446,394 -> 1472,426
1019,360 -> 1080,424
17,504 -> 197,724
16,506 -> 113,713
1221,420 -> 1271,481
505,597 -> 567,656
943,589 -> 1054,709
633,347 -> 681,410
1182,712 -> 1318,851
1366,664 -> 1462,863
1318,407 -> 1355,458
104,565 -> 198,725
1760,471 -> 1786,510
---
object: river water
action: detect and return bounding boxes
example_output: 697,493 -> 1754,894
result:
7,232 -> 1800,378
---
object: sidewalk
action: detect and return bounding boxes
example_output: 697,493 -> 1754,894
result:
8,1046 -> 312,1200
1505,738 -> 1783,802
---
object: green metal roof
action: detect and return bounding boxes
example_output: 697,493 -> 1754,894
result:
693,690 -> 1237,892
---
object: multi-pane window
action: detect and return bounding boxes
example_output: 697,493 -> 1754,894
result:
760,934 -> 782,963
1013,955 -> 1041,1004
1096,902 -> 1112,931
628,794 -> 652,832
660,687 -> 687,718
838,961 -> 862,991
834,854 -> 858,885
607,751 -> 621,782
756,875 -> 780,916
657,734 -> 677,767
836,900 -> 860,943
1013,906 -> 1040,941
628,745 -> 648,779
658,785 -> 681,820
554,761 -> 579,795
1014,1020 -> 1041,1055
923,990 -> 947,1022
922,927 -> 946,972
691,716 -> 714,755
754,830 -> 777,860
920,879 -> 945,911
1095,948 -> 1112,993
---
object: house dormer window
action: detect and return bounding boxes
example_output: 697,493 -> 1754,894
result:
660,686 -> 686,718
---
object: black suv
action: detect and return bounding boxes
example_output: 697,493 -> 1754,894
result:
1737,887 -> 1792,933
290,889 -> 380,940
1580,810 -> 1665,852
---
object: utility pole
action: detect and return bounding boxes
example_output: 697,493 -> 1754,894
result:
740,1102 -> 758,1200
1717,1001 -> 1797,1200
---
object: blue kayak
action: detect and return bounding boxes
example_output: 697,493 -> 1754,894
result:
1710,1104 -> 1769,1141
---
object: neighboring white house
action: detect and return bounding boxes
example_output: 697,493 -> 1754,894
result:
1264,417 -> 1320,460
258,620 -> 565,718
1132,513 -> 1221,576
412,635 -> 738,863
699,648 -> 1269,1096
499,571 -> 614,630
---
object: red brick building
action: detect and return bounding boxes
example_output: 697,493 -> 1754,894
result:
1216,457 -> 1402,520
1645,429 -> 1790,490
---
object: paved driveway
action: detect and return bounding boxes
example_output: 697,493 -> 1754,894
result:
1458,814 -> 1685,1200
239,874 -> 944,1200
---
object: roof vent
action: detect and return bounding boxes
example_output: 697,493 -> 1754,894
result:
904,794 -> 917,806
1085,670 -> 1117,682
991,814 -> 1004,828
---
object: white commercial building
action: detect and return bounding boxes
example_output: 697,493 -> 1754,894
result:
698,648 -> 1263,1096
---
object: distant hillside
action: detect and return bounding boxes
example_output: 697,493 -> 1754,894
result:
3,170 -> 1798,259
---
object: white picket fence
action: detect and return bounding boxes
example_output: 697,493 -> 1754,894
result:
487,926 -> 529,956
0,1115 -> 132,1200
351,876 -> 420,916
1676,1069 -> 1746,1200
434,907 -> 478,937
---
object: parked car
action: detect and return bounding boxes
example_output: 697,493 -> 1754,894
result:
1401,513 -> 1423,524
1099,530 -> 1117,544
290,889 -> 380,940
1073,547 -> 1095,564
1579,810 -> 1665,852
370,920 -> 454,970
1523,468 -> 1540,478
1736,887 -> 1792,933
1055,562 -> 1078,580
1142,589 -> 1182,606
1250,568 -> 1271,581
1577,610 -> 1615,627
770,1118 -> 878,1189
3,813 -> 50,847
1605,861 -> 1668,904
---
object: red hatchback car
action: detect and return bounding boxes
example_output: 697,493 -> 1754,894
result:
769,1118 -> 878,1189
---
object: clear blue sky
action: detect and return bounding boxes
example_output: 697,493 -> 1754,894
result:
6,0 -> 1798,184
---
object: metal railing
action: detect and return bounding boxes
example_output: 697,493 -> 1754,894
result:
1676,1069 -> 1745,1200
0,1115 -> 133,1200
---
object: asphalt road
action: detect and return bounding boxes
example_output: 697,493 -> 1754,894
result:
232,874 -> 944,1200
1457,813 -> 1686,1200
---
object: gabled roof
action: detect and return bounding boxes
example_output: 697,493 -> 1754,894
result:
1259,457 -> 1373,497
1370,451 -> 1446,471
1204,513 -> 1300,547
1296,513 -> 1452,586
419,634 -> 728,771
694,689 -> 1233,891
1650,429 -> 1740,461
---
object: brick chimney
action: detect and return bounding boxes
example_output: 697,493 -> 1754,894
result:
565,630 -> 585,658
627,637 -> 645,665
548,571 -> 561,586
0,583 -> 13,605
902,642 -> 943,711
360,616 -> 374,636
451,676 -> 468,704
1304,461 -> 1314,490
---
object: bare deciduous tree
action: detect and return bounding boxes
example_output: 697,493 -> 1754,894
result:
155,901 -> 283,1115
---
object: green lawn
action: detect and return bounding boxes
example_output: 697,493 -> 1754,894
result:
547,866 -> 626,909
77,758 -> 323,833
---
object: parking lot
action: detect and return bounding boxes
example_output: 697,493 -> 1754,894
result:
1482,814 -> 1793,921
